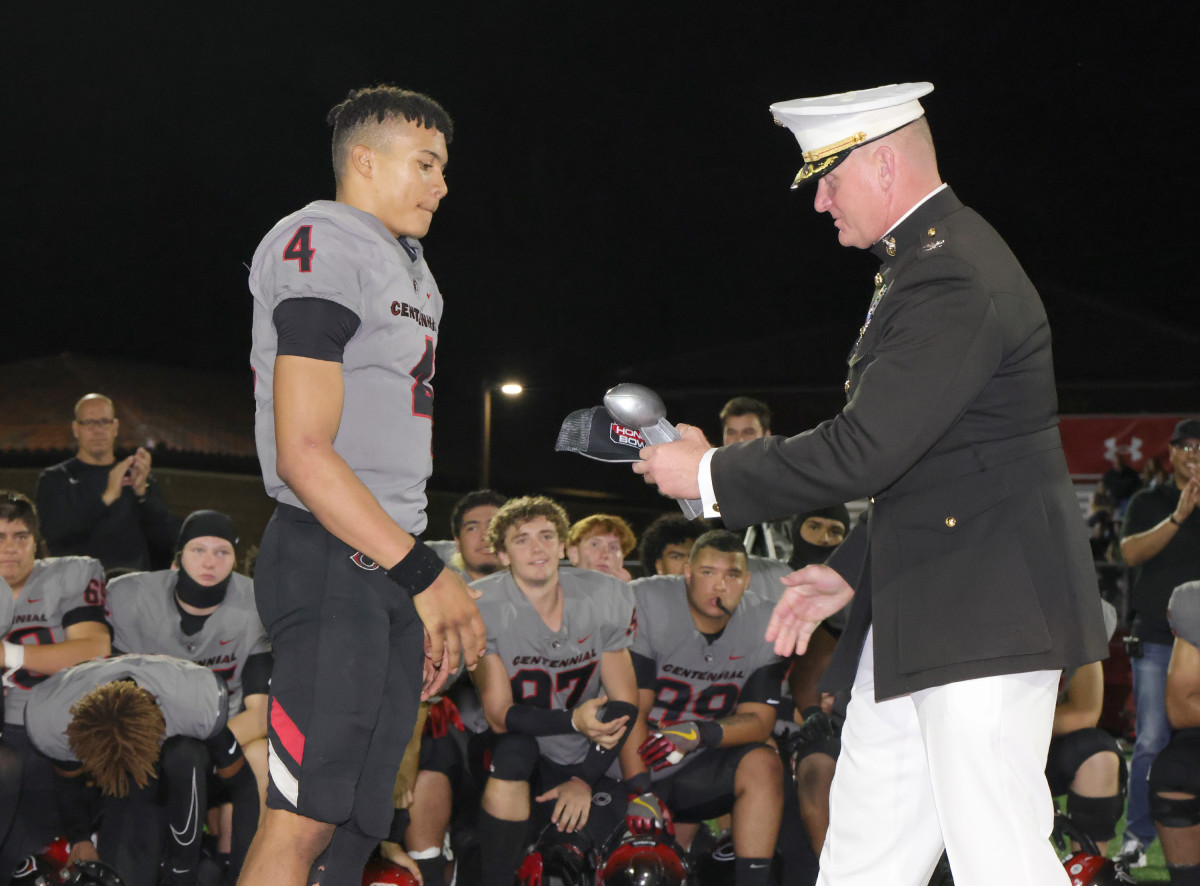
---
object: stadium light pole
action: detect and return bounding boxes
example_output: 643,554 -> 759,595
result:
481,381 -> 523,488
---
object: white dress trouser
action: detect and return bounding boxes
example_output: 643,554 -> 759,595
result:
816,629 -> 1069,886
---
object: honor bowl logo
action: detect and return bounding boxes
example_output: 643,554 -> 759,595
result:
609,422 -> 646,450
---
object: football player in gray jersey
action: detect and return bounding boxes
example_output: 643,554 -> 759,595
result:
0,574 -> 16,857
631,530 -> 785,886
243,87 -> 486,886
107,510 -> 272,869
1147,582 -> 1200,886
0,491 -> 111,871
26,653 -> 256,886
470,496 -> 645,886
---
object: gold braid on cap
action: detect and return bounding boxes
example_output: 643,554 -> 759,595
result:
791,155 -> 841,189
802,131 -> 868,162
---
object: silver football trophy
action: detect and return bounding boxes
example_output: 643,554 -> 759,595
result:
603,383 -> 704,519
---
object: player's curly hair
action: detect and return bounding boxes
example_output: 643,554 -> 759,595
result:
486,496 -> 570,555
327,85 -> 454,180
566,514 -> 637,557
67,680 -> 166,797
638,513 -> 706,572
0,490 -> 47,558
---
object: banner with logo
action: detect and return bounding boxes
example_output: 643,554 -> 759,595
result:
1058,415 -> 1185,478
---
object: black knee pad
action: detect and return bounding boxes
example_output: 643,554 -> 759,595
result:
488,733 -> 540,782
1066,791 -> 1123,841
1151,791 -> 1200,829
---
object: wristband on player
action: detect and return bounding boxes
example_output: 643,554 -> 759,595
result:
625,771 -> 652,795
505,705 -> 576,736
386,540 -> 446,597
694,719 -> 723,748
2,641 -> 24,672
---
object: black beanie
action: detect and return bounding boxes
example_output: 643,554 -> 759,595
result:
176,510 -> 239,553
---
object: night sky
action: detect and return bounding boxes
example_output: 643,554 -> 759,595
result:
6,3 -> 1195,500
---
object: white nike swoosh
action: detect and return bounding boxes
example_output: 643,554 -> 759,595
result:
228,737 -> 239,755
169,769 -> 200,845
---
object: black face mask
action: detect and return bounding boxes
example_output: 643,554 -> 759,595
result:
175,567 -> 230,610
789,537 -> 841,570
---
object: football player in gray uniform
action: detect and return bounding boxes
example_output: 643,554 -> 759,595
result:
244,87 -> 486,886
0,491 -> 111,870
107,509 -> 271,875
631,530 -> 785,886
1148,581 -> 1200,886
25,653 -> 255,886
470,496 -> 643,886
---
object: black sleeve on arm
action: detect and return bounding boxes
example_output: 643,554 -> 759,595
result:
505,704 -> 575,736
739,660 -> 788,705
577,700 -> 638,785
273,297 -> 361,362
241,652 -> 273,697
631,651 -> 658,690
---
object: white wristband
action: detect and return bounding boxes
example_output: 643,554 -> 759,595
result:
3,641 -> 24,672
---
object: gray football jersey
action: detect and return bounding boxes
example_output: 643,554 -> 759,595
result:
5,557 -> 107,726
250,200 -> 443,535
746,556 -> 791,602
25,653 -> 229,763
0,576 -> 12,636
629,575 -> 781,731
107,570 -> 270,714
1168,582 -> 1200,649
473,567 -> 636,765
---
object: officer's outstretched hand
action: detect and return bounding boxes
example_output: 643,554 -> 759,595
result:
415,568 -> 487,700
638,722 -> 704,771
626,791 -> 674,837
765,564 -> 855,657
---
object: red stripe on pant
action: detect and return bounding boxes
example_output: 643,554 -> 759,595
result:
271,699 -> 306,764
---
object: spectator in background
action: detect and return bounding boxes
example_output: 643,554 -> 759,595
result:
1103,453 -> 1143,520
1086,490 -> 1117,563
566,514 -> 636,582
1117,418 -> 1200,869
1143,456 -> 1169,490
720,397 -> 792,562
36,394 -> 176,571
637,513 -> 705,577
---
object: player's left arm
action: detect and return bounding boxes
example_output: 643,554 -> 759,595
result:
228,693 -> 268,746
21,620 -> 110,676
1051,661 -> 1104,736
1166,636 -> 1200,730
472,653 -> 518,734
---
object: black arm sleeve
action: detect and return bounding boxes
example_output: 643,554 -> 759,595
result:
273,297 -> 361,362
577,700 -> 638,785
241,652 -> 273,697
630,651 -> 658,690
739,660 -> 789,705
505,705 -> 575,736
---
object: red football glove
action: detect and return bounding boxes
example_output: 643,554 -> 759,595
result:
638,722 -> 704,771
626,791 -> 674,837
423,696 -> 466,739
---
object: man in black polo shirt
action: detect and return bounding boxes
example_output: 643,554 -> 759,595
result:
1117,417 -> 1200,868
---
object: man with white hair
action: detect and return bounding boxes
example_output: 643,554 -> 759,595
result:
635,83 -> 1108,885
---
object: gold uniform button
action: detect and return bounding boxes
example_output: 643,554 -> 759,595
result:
927,227 -> 937,236
874,272 -> 883,286
844,380 -> 851,393
945,516 -> 957,528
713,503 -> 721,514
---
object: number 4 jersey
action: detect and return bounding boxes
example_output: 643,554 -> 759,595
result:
4,556 -> 108,726
473,566 -> 637,766
249,200 -> 443,535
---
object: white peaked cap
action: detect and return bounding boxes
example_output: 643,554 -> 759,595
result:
769,82 -> 934,187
